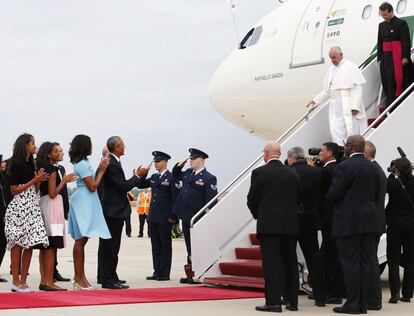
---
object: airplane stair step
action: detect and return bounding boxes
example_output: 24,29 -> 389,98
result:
204,276 -> 265,289
249,233 -> 259,246
219,261 -> 263,278
368,106 -> 387,128
235,247 -> 261,260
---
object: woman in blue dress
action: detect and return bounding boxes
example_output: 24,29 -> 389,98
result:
68,134 -> 111,290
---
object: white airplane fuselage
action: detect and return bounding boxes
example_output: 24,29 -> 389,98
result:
209,0 -> 413,140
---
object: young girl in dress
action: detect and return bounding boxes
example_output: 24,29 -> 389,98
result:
36,142 -> 76,291
5,134 -> 49,292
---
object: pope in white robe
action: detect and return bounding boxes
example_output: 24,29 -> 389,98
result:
309,47 -> 367,145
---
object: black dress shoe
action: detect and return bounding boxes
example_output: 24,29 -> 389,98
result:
116,279 -> 127,284
255,305 -> 282,312
102,283 -> 129,289
146,275 -> 158,280
401,297 -> 411,302
315,301 -> 326,307
180,277 -> 189,284
138,234 -> 143,238
39,284 -> 67,291
326,297 -> 343,304
333,306 -> 363,314
367,304 -> 382,310
54,272 -> 71,282
285,304 -> 298,311
127,234 -> 131,237
156,276 -> 170,281
0,277 -> 7,283
389,295 -> 400,304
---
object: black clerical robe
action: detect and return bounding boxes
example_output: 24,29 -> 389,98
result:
377,16 -> 414,107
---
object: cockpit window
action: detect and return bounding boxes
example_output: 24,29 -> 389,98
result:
239,26 -> 263,49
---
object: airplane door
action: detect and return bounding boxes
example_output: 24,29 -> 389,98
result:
290,0 -> 336,69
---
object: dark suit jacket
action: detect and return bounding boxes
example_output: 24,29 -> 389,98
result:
290,160 -> 321,231
138,170 -> 176,224
171,165 -> 217,223
317,160 -> 338,225
247,159 -> 300,236
0,171 -> 11,218
101,155 -> 141,219
372,160 -> 387,233
327,154 -> 380,237
385,174 -> 414,228
57,165 -> 70,219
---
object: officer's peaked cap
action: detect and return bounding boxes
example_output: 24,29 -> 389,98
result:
189,148 -> 209,159
152,151 -> 171,162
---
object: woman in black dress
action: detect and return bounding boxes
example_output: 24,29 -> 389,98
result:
5,134 -> 49,292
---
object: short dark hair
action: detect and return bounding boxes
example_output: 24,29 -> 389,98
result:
379,2 -> 393,12
323,142 -> 340,159
395,157 -> 412,178
69,134 -> 92,164
106,136 -> 122,153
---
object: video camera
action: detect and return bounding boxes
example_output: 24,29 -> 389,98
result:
387,147 -> 410,173
307,145 -> 346,164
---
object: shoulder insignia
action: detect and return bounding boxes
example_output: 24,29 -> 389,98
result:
210,184 -> 217,190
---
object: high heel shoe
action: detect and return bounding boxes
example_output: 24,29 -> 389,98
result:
71,280 -> 92,290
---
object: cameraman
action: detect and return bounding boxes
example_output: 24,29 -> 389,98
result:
309,142 -> 344,304
287,147 -> 324,306
386,157 -> 414,303
0,158 -> 11,282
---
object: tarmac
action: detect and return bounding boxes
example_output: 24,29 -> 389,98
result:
0,212 -> 413,315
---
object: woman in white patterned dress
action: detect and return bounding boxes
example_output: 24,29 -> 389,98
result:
5,134 -> 49,292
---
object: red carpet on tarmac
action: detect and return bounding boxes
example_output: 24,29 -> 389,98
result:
0,286 -> 264,310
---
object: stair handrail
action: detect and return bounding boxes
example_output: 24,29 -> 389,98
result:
190,105 -> 321,227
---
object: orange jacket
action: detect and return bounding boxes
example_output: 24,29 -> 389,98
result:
137,192 -> 151,215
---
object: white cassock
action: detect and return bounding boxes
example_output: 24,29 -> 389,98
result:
313,59 -> 367,145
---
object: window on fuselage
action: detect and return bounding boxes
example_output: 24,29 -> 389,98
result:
397,0 -> 407,14
362,5 -> 372,20
239,26 -> 263,49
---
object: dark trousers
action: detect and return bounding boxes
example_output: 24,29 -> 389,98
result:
149,222 -> 172,277
98,216 -> 124,284
320,223 -> 344,300
0,219 -> 6,268
298,229 -> 323,302
387,225 -> 414,298
139,214 -> 148,236
336,234 -> 378,312
367,234 -> 382,306
182,221 -> 191,264
124,212 -> 131,235
259,234 -> 299,306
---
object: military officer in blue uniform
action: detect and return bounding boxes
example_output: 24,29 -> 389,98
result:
138,151 -> 175,281
172,148 -> 218,284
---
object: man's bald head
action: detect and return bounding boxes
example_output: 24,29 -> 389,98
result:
364,140 -> 376,160
346,135 -> 366,155
263,141 -> 281,162
329,46 -> 344,66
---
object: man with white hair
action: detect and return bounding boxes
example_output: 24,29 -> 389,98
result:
307,47 -> 367,145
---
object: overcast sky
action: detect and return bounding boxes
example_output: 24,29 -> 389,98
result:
0,0 -> 276,186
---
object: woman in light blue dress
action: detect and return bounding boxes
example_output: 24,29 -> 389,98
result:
68,134 -> 111,290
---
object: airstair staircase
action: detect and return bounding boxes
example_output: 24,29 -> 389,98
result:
191,51 -> 414,290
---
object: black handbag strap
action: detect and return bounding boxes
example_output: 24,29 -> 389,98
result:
397,178 -> 414,211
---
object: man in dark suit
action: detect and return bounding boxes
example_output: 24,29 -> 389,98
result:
171,148 -> 218,284
327,135 -> 381,314
98,136 -> 149,289
287,146 -> 324,306
364,140 -> 387,310
310,142 -> 344,304
247,142 -> 300,313
53,144 -> 71,283
138,151 -> 175,281
0,158 -> 11,282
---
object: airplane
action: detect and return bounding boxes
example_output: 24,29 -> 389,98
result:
208,0 -> 412,140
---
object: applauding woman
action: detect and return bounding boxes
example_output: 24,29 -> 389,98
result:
68,135 -> 111,290
36,142 -> 77,291
5,134 -> 49,292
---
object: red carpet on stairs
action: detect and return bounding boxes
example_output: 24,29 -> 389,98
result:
0,286 -> 264,310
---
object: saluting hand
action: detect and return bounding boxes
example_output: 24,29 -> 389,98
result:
177,158 -> 188,169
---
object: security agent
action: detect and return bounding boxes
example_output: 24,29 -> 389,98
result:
171,148 -> 218,284
138,151 -> 175,281
287,146 -> 324,307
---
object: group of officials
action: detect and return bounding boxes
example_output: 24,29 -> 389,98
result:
248,2 -> 414,314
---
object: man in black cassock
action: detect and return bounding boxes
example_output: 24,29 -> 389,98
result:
377,2 -> 414,108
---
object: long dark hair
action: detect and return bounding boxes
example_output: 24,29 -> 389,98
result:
69,134 -> 92,164
395,157 -> 413,179
36,142 -> 59,170
7,133 -> 35,176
